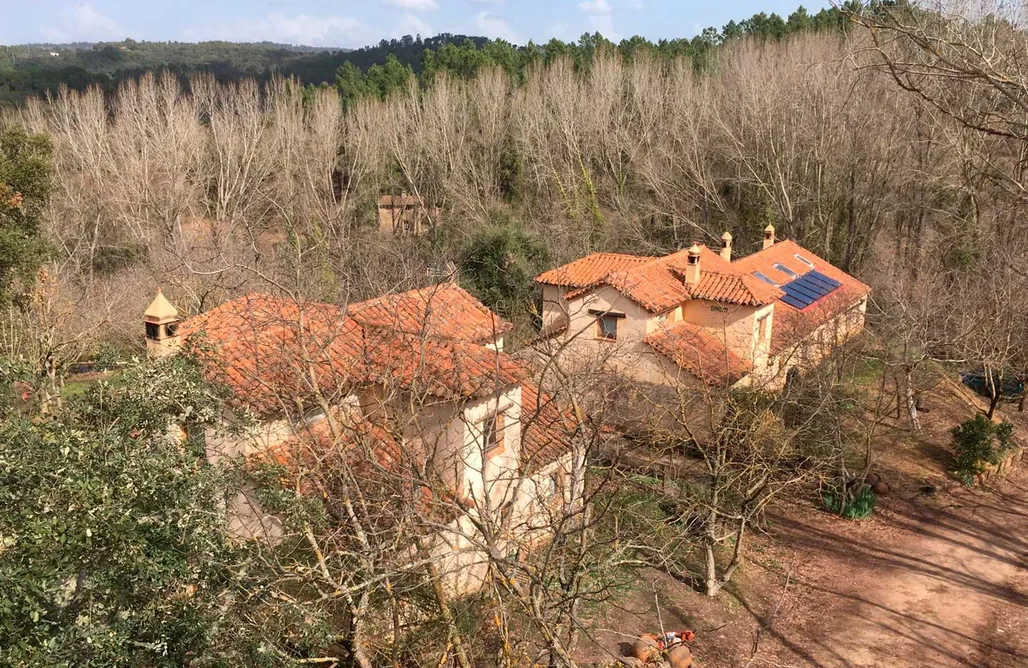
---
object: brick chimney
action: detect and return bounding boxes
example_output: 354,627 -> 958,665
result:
144,288 -> 182,357
685,242 -> 702,287
763,224 -> 776,250
720,231 -> 733,262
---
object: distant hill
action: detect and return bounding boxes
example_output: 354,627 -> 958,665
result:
0,35 -> 486,105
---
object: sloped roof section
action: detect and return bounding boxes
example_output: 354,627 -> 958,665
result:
644,321 -> 752,386
687,271 -> 783,307
519,382 -> 578,473
539,245 -> 736,313
180,292 -> 523,414
536,253 -> 656,288
354,328 -> 525,402
731,239 -> 870,354
349,284 -> 512,345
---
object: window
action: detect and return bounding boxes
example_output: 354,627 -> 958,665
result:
773,263 -> 798,278
757,314 -> 770,342
481,412 -> 505,458
539,474 -> 558,500
165,322 -> 179,337
794,254 -> 815,269
597,314 -> 619,340
752,271 -> 778,286
145,322 -> 160,340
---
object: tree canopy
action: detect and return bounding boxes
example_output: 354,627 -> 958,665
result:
0,128 -> 52,302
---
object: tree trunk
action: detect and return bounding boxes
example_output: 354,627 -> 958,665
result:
428,561 -> 472,668
987,391 -> 1002,420
905,367 -> 921,432
347,590 -> 374,668
704,503 -> 720,597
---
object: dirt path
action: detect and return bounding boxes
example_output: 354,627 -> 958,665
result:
759,470 -> 1028,667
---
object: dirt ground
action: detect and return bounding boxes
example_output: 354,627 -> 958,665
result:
578,379 -> 1028,667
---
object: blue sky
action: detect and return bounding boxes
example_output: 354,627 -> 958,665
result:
0,0 -> 832,47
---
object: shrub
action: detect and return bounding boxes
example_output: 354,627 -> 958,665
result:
822,483 -> 877,519
950,415 -> 1015,483
458,213 -> 548,321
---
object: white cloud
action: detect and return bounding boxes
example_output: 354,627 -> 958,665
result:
587,13 -> 619,40
394,13 -> 433,38
40,3 -> 121,42
577,0 -> 621,40
185,13 -> 370,47
626,0 -> 644,9
473,11 -> 521,43
381,0 -> 440,11
579,0 -> 611,14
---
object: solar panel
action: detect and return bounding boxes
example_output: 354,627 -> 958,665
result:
779,270 -> 841,309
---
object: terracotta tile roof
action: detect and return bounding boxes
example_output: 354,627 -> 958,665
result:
644,321 -> 752,386
348,283 -> 512,345
537,246 -> 739,313
536,253 -> 656,288
354,328 -> 525,402
519,382 -> 577,473
730,240 -> 870,354
180,292 -> 523,414
688,271 -> 783,307
179,294 -> 355,415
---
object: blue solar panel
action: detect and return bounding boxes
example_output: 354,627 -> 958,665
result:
779,270 -> 841,309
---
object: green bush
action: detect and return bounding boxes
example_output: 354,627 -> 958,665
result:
950,415 -> 1015,482
822,483 -> 877,519
458,213 -> 548,321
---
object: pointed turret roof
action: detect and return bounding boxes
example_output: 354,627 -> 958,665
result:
145,288 -> 179,322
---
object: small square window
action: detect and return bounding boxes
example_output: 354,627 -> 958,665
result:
145,322 -> 160,340
598,314 -> 619,340
165,322 -> 179,337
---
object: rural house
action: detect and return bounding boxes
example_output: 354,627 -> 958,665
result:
535,225 -> 870,389
377,192 -> 440,235
143,284 -> 581,593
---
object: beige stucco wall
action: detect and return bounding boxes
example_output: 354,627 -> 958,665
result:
540,284 -> 568,331
457,385 -> 523,509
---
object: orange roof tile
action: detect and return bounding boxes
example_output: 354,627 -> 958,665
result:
536,253 -> 656,288
354,328 -> 525,401
519,382 -> 577,473
538,246 -> 743,313
687,271 -> 783,307
730,239 -> 870,354
348,284 -> 511,345
180,292 -> 523,414
644,321 -> 752,386
180,295 -> 355,415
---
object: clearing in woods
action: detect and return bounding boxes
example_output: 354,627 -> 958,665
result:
580,379 -> 1028,667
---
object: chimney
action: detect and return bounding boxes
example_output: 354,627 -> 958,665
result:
763,224 -> 776,250
720,231 -> 733,262
144,288 -> 182,358
684,242 -> 702,287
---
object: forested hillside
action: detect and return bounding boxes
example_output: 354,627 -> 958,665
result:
0,3 -> 863,105
4,1 -> 1028,665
